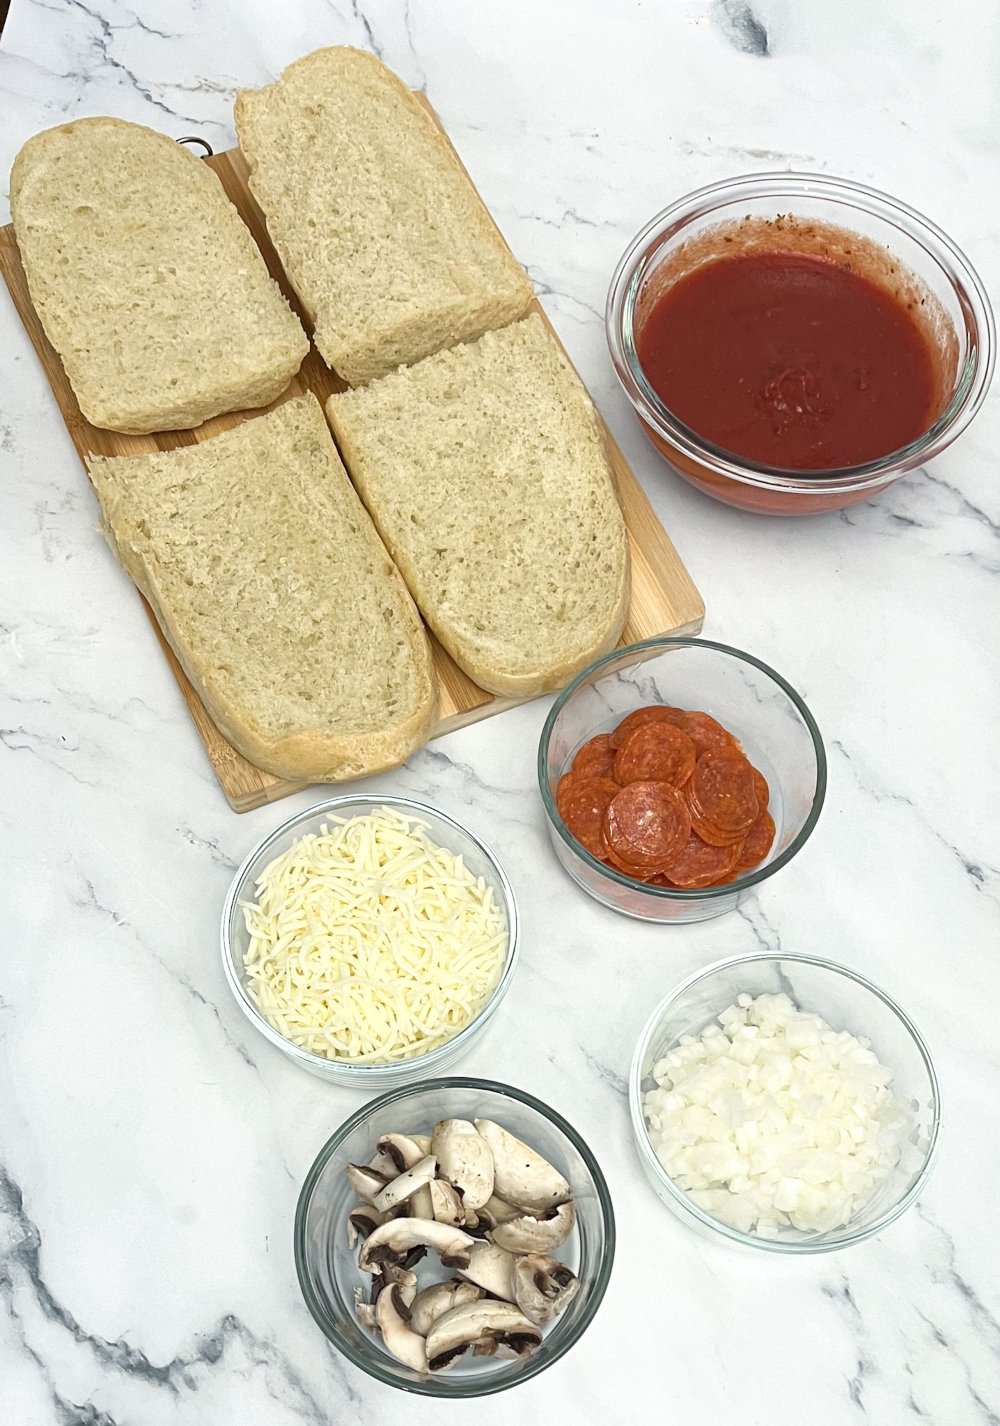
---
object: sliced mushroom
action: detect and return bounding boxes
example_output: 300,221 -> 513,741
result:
425,1300 -> 542,1372
408,1178 -> 436,1221
355,1266 -> 415,1329
428,1179 -> 466,1227
368,1147 -> 398,1177
372,1262 -> 418,1301
473,1120 -> 572,1213
377,1133 -> 427,1173
410,1134 -> 432,1156
490,1201 -> 577,1255
358,1218 -> 475,1274
477,1195 -> 521,1228
347,1204 -> 387,1248
409,1280 -> 484,1336
512,1253 -> 580,1325
353,1286 -> 377,1330
376,1282 -> 428,1373
432,1119 -> 495,1212
346,1163 -> 390,1205
373,1155 -> 438,1213
462,1212 -> 491,1238
456,1240 -> 518,1302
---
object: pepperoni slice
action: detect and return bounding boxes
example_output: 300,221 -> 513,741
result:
680,711 -> 741,757
556,774 -> 621,859
689,749 -> 759,835
658,833 -> 741,889
751,766 -> 770,813
609,705 -> 686,750
572,734 -> 617,780
603,781 -> 691,868
688,803 -> 748,847
734,810 -> 776,872
614,721 -> 696,789
603,841 -> 660,881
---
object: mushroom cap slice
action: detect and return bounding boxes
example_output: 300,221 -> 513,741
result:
373,1155 -> 438,1213
376,1283 -> 428,1374
490,1201 -> 577,1255
408,1181 -> 435,1221
473,1120 -> 572,1213
368,1147 -> 398,1177
371,1264 -> 417,1304
353,1286 -> 378,1331
476,1195 -> 521,1228
456,1240 -> 518,1302
377,1133 -> 427,1173
512,1253 -> 580,1325
358,1218 -> 474,1274
428,1179 -> 466,1227
425,1300 -> 541,1373
346,1163 -> 390,1205
432,1119 -> 495,1212
347,1204 -> 388,1249
408,1280 -> 484,1337
356,1269 -> 415,1331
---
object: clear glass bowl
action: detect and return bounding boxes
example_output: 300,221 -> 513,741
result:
537,637 -> 825,923
606,171 -> 995,515
221,796 -> 519,1087
294,1078 -> 615,1395
629,953 -> 941,1252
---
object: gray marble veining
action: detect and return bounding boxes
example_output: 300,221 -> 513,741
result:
1,1 -> 999,1422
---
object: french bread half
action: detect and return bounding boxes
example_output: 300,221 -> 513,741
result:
327,314 -> 630,697
87,395 -> 436,780
234,47 -> 533,386
10,117 -> 308,433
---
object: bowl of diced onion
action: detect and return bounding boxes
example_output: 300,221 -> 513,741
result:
629,953 -> 940,1252
221,796 -> 519,1088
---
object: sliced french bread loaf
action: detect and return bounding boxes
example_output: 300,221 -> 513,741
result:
234,47 -> 534,386
87,395 -> 436,780
10,117 -> 308,433
327,314 -> 630,697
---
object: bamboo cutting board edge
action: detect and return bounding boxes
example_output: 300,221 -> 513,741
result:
0,128 -> 704,812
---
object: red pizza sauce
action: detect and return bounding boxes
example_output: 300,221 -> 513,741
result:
636,248 -> 942,471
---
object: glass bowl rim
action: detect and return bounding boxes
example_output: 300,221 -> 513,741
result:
628,950 -> 943,1254
293,1075 -> 617,1396
537,636 -> 827,900
606,169 -> 996,493
220,794 -> 520,1078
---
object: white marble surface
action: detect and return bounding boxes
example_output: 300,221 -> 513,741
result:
2,0 -> 999,1421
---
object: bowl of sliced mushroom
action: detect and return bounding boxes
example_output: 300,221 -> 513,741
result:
295,1078 -> 616,1394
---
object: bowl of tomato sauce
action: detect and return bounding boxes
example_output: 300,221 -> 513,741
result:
606,172 -> 994,515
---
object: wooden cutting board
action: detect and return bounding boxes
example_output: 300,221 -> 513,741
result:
0,115 -> 704,811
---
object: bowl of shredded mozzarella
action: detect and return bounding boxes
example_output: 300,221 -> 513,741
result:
629,953 -> 940,1251
222,798 -> 518,1086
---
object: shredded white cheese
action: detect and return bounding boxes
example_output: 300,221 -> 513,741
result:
643,992 -> 908,1236
240,806 -> 507,1063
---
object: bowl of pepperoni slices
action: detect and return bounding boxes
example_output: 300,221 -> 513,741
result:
537,638 -> 827,922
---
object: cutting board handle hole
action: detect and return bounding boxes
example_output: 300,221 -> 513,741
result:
176,136 -> 214,158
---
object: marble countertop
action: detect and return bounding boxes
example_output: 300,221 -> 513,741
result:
2,1 -> 999,1421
